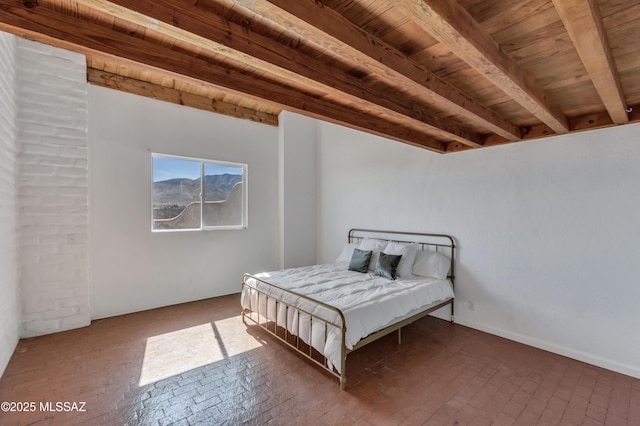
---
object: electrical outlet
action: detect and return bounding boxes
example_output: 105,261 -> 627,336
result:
468,301 -> 475,311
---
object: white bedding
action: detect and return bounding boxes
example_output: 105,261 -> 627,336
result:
241,262 -> 454,372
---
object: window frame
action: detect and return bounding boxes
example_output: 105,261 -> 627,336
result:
151,152 -> 248,232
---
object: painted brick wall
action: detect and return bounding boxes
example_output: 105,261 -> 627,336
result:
0,32 -> 20,376
15,38 -> 90,337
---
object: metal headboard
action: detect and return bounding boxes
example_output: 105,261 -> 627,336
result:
347,228 -> 455,282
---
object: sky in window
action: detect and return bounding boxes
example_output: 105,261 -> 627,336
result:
153,156 -> 243,182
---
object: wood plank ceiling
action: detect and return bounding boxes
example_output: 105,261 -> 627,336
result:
0,0 -> 639,153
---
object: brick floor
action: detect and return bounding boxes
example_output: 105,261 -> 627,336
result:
0,294 -> 638,425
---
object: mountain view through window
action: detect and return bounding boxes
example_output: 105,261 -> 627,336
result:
152,155 -> 247,231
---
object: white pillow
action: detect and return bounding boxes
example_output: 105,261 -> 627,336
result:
358,238 -> 388,270
357,238 -> 387,251
384,242 -> 419,278
412,250 -> 450,279
336,243 -> 357,263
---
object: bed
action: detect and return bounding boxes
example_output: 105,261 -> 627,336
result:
240,229 -> 455,390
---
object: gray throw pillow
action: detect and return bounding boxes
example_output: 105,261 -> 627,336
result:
374,253 -> 403,280
348,248 -> 372,273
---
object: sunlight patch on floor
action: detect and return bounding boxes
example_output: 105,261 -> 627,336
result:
212,316 -> 262,357
139,316 -> 262,386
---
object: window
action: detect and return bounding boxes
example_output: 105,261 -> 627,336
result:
152,153 -> 247,231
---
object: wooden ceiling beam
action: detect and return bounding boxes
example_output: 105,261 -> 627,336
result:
0,0 -> 445,152
85,52 -> 285,115
259,0 -> 521,141
394,0 -> 570,135
87,68 -> 280,126
76,0 -> 484,148
553,0 -> 629,124
461,103 -> 640,152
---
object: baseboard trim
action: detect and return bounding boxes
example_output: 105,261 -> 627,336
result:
454,318 -> 640,380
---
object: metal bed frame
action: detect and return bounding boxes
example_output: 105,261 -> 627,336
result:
241,228 -> 455,390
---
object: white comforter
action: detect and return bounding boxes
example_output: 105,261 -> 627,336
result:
241,263 -> 454,372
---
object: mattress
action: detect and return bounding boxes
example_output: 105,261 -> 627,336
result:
241,263 -> 454,372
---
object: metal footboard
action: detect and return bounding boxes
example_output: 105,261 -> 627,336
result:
241,273 -> 349,389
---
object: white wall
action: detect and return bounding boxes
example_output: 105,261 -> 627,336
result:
89,86 -> 280,319
16,39 -> 90,337
0,33 -> 90,376
0,31 -> 19,377
318,121 -> 640,379
279,111 -> 318,269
